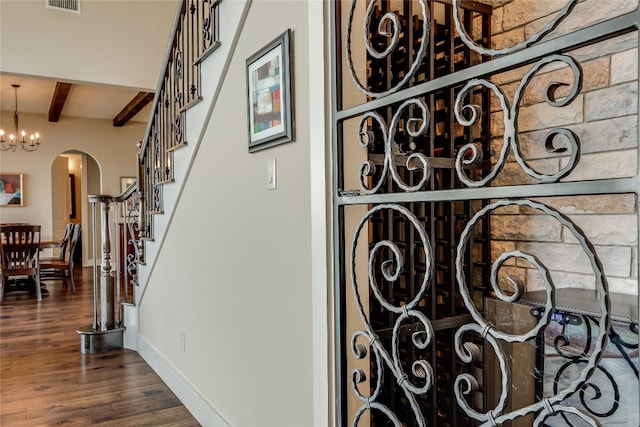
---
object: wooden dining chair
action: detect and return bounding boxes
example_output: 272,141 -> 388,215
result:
0,224 -> 42,304
57,223 -> 74,260
40,223 -> 81,293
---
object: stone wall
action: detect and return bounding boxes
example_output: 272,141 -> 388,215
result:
481,0 -> 639,295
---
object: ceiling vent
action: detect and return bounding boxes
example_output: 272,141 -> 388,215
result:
46,0 -> 80,14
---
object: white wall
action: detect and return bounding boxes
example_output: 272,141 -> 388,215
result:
138,1 -> 321,425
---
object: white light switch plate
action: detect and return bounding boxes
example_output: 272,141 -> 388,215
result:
267,158 -> 277,190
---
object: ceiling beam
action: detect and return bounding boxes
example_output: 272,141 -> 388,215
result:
48,82 -> 73,122
113,91 -> 154,127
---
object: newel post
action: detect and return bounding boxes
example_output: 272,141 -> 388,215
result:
77,195 -> 125,354
99,196 -> 115,329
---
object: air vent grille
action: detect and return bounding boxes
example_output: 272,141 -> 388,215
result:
46,0 -> 80,13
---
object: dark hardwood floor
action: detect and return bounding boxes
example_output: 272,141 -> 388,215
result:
0,267 -> 201,426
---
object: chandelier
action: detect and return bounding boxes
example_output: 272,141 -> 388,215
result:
0,84 -> 42,152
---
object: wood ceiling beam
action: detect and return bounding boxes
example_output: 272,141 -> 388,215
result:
48,82 -> 73,122
113,91 -> 154,127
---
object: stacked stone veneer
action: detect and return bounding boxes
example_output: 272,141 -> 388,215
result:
481,0 -> 639,295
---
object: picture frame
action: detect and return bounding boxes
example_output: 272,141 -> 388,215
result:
69,174 -> 77,219
246,29 -> 294,152
0,173 -> 24,207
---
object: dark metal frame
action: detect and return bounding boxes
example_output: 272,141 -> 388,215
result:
331,1 -> 640,425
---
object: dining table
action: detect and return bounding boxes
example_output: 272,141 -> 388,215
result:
0,223 -> 61,253
0,224 -> 61,249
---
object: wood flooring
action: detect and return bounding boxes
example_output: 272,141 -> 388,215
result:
0,267 -> 200,426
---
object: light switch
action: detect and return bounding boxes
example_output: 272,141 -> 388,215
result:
267,158 -> 277,190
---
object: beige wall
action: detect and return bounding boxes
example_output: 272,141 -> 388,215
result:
0,110 -> 143,248
0,0 -> 175,248
138,1 -> 316,425
0,0 -> 176,89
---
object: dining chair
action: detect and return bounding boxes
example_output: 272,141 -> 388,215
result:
0,224 -> 42,304
57,223 -> 74,260
38,223 -> 73,264
40,223 -> 81,293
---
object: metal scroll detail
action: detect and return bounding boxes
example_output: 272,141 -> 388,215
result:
345,0 -> 429,98
173,47 -> 185,147
530,311 -> 640,425
202,0 -> 216,50
125,206 -> 140,286
455,54 -> 582,188
357,99 -> 431,194
350,204 -> 434,426
455,199 -> 611,426
452,0 -> 578,57
149,128 -> 162,213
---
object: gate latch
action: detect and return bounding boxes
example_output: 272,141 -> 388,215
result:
338,189 -> 361,197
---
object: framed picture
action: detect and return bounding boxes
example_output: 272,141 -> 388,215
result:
69,174 -> 77,219
246,29 -> 294,152
120,176 -> 137,219
0,173 -> 24,207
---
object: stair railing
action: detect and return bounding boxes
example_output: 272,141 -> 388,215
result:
77,0 -> 223,353
137,0 -> 221,255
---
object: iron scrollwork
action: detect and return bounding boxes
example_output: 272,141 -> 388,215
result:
530,309 -> 639,426
357,99 -> 432,194
345,0 -> 429,98
202,0 -> 216,50
455,199 -> 611,426
350,204 -> 434,426
151,129 -> 163,213
455,54 -> 583,187
452,0 -> 579,57
125,206 -> 141,286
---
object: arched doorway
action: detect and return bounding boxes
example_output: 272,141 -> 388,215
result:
51,151 -> 100,268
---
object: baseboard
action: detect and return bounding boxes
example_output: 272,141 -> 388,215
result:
137,336 -> 230,426
121,303 -> 138,350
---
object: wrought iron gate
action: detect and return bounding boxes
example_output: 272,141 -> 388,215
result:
331,1 -> 640,426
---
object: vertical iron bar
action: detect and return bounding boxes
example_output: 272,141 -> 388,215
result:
115,196 -> 121,324
331,1 -> 346,423
427,2 -> 437,421
91,199 -> 99,329
124,207 -> 129,303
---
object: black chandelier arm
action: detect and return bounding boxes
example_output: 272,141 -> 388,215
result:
20,140 -> 42,152
0,140 -> 18,152
0,133 -> 41,152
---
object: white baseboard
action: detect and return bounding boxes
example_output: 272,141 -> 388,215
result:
122,303 -> 138,350
137,336 -> 230,426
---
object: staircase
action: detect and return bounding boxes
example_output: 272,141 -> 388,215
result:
135,0 -> 250,303
89,0 -> 253,350
135,0 -> 222,271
